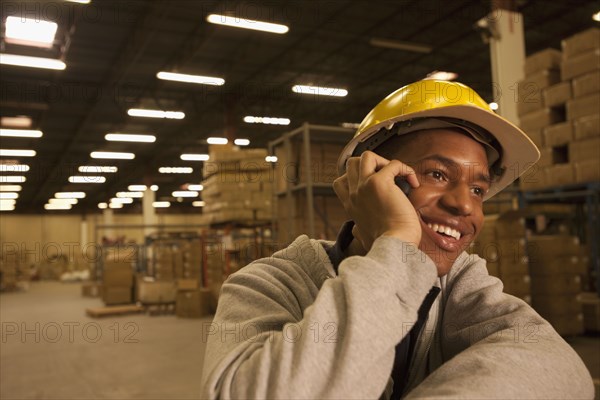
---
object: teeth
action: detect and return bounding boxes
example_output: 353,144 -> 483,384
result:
427,222 -> 461,240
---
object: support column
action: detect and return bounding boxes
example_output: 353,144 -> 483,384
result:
142,188 -> 157,238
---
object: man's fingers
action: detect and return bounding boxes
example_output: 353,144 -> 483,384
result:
358,151 -> 391,183
377,159 -> 420,188
333,175 -> 350,206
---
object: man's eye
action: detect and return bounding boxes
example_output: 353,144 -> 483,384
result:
429,170 -> 444,180
472,186 -> 485,197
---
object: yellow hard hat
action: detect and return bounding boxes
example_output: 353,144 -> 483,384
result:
337,80 -> 540,200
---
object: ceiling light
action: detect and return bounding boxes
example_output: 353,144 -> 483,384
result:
489,102 -> 499,111
0,199 -> 17,206
110,197 -> 133,204
127,108 -> 185,119
234,138 -> 250,146
0,185 -> 22,192
158,167 -> 193,174
157,71 -> 225,86
48,198 -> 77,205
207,137 -> 228,145
0,164 -> 29,172
187,184 -> 203,191
5,17 -> 58,48
117,191 -> 143,198
0,176 -> 26,183
243,116 -> 291,125
265,156 -> 278,163
0,203 -> 15,211
78,166 -> 118,173
98,202 -> 108,209
68,176 -> 106,183
172,191 -> 198,198
0,149 -> 36,157
152,201 -> 170,208
44,203 -> 72,210
181,153 -> 209,161
108,202 -> 123,209
341,122 -> 360,129
0,129 -> 43,138
150,185 -> 158,191
65,0 -> 92,4
192,201 -> 206,207
0,192 -> 19,199
369,38 -> 432,54
128,185 -> 147,191
105,133 -> 156,143
424,71 -> 458,81
0,54 -> 66,70
1,116 -> 32,128
593,11 -> 600,21
90,151 -> 135,160
292,85 -> 348,97
55,192 -> 85,199
206,14 -> 289,34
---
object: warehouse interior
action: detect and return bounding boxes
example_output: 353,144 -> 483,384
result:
1,0 -> 599,398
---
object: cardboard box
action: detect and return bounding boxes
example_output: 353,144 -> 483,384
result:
502,274 -> 531,296
103,286 -> 132,305
525,48 -> 562,75
527,235 -> 580,260
543,122 -> 573,147
566,93 -> 600,120
579,292 -> 600,332
574,159 -> 600,183
103,262 -> 133,287
545,313 -> 584,336
519,166 -> 547,191
569,137 -> 600,162
519,69 -> 561,91
517,93 -> 543,116
531,274 -> 582,295
544,163 -> 575,187
176,289 -> 212,318
532,294 -> 582,317
573,114 -> 600,140
137,279 -> 177,304
572,70 -> 600,98
519,108 -> 564,133
536,147 -> 553,168
104,246 -> 138,263
561,27 -> 600,58
498,259 -> 529,276
525,128 -> 544,148
542,81 -> 572,107
529,255 -> 586,275
561,48 -> 600,81
495,212 -> 527,239
178,278 -> 199,290
81,281 -> 101,297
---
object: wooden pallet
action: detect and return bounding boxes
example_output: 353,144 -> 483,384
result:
146,303 -> 176,316
86,304 -> 144,318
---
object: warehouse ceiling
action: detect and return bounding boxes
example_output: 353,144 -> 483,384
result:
0,0 -> 598,213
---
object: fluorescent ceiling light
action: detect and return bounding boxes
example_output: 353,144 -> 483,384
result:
105,133 -> 156,143
128,185 -> 147,191
117,191 -> 143,198
65,0 -> 92,4
0,199 -> 17,206
90,151 -> 135,160
206,14 -> 289,34
207,137 -> 228,145
187,184 -> 203,191
593,11 -> 600,21
44,203 -> 71,210
68,176 -> 106,183
0,192 -> 19,199
292,85 -> 348,97
78,165 -> 118,173
98,202 -> 107,209
172,191 -> 198,198
369,38 -> 432,54
0,54 -> 66,70
341,122 -> 360,129
5,17 -> 58,48
0,203 -> 15,211
158,167 -> 193,174
150,185 -> 158,191
0,129 -> 43,138
243,116 -> 290,125
127,108 -> 185,119
0,176 -> 26,183
181,153 -> 209,161
48,198 -> 77,205
1,116 -> 32,128
152,201 -> 170,208
110,197 -> 133,204
0,164 -> 29,172
55,192 -> 86,199
265,156 -> 278,163
424,70 -> 458,81
157,71 -> 225,86
108,202 -> 123,209
192,201 -> 206,207
489,102 -> 499,111
0,149 -> 36,157
234,138 -> 250,146
0,185 -> 22,192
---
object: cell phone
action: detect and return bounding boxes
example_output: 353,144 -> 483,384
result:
394,176 -> 411,196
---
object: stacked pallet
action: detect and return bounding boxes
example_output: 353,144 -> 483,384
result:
102,246 -> 135,306
520,27 -> 600,190
175,278 -> 211,318
201,145 -> 273,224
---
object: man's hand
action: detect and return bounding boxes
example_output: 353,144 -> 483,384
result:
333,151 -> 421,251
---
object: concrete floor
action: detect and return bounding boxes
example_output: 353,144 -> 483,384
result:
1,282 -> 599,399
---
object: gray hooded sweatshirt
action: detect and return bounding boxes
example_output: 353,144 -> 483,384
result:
201,234 -> 594,399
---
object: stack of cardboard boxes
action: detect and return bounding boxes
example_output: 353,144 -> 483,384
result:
202,146 -> 273,225
176,279 -> 211,318
0,253 -> 19,291
102,246 -> 135,305
520,27 -> 600,190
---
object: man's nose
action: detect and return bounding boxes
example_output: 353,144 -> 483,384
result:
440,183 -> 474,216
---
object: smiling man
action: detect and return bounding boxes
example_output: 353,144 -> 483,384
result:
201,80 -> 594,399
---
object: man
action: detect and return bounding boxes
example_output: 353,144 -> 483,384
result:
201,80 -> 594,399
